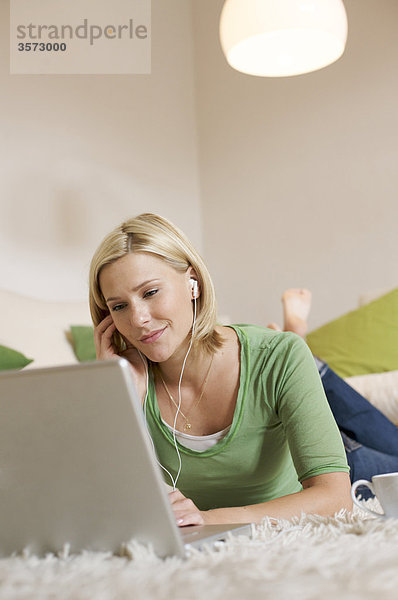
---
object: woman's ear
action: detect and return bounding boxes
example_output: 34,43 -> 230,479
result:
190,278 -> 199,299
186,267 -> 200,299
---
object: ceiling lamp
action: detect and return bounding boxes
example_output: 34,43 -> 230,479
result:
219,0 -> 348,77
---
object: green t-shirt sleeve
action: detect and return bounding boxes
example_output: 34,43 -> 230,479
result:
274,334 -> 349,482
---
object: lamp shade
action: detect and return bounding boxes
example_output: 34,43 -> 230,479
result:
219,0 -> 348,77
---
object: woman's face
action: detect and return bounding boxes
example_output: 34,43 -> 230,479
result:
99,252 -> 196,363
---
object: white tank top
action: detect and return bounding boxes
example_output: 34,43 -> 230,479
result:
162,419 -> 231,452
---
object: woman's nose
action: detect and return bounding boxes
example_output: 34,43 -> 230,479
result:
128,302 -> 150,326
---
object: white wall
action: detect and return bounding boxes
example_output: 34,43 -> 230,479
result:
0,0 -> 202,301
192,0 -> 398,329
2,0 -> 397,330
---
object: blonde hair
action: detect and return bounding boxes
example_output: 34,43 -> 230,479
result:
89,213 -> 224,354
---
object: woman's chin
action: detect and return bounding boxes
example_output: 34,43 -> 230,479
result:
138,347 -> 172,364
137,333 -> 191,365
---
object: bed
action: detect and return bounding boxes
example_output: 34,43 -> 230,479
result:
1,288 -> 397,599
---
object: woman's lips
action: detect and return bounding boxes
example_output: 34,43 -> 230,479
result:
139,327 -> 166,344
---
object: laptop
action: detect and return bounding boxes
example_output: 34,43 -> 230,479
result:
0,359 -> 252,558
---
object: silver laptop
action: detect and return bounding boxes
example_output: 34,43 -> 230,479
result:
0,359 -> 251,558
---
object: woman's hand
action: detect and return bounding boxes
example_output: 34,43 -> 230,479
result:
168,490 -> 206,527
94,314 -> 119,361
94,314 -> 147,403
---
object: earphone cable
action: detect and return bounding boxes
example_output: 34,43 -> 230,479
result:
171,294 -> 197,490
139,293 -> 198,491
139,350 -> 179,489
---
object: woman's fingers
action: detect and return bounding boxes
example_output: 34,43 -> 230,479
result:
93,318 -> 148,401
94,313 -> 113,333
94,315 -> 117,359
168,490 -> 205,527
175,511 -> 205,527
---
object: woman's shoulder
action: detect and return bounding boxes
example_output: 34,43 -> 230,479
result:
226,323 -> 304,349
225,325 -> 311,374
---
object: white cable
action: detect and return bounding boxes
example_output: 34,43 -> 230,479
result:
139,295 -> 197,491
139,350 -> 178,488
171,295 -> 197,490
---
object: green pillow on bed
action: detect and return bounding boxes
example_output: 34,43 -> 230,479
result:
70,326 -> 96,362
306,288 -> 398,378
0,345 -> 33,370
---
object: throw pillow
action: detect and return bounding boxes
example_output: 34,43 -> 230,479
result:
345,370 -> 398,426
70,326 -> 96,362
307,288 -> 398,378
0,345 -> 33,370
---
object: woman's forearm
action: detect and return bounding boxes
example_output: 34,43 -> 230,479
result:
204,472 -> 352,525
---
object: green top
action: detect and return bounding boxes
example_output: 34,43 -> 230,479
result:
145,325 -> 349,511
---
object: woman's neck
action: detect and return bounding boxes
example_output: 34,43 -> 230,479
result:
155,346 -> 213,390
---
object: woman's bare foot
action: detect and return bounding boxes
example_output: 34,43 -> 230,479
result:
282,289 -> 312,338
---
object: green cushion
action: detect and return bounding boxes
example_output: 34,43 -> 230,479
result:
307,288 -> 398,378
0,345 -> 33,371
70,326 -> 96,362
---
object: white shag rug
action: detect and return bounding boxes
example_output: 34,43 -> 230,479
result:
1,500 -> 397,600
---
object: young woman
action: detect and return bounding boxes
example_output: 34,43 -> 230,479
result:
89,213 -> 352,527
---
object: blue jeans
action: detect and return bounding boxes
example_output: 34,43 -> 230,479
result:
319,363 -> 398,498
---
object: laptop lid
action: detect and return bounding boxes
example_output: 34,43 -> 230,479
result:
0,359 -> 186,558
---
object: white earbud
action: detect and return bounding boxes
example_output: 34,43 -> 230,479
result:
190,278 -> 199,298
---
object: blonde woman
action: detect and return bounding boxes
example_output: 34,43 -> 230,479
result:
89,213 -> 352,526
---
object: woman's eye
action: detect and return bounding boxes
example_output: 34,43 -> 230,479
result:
144,289 -> 158,299
111,303 -> 125,312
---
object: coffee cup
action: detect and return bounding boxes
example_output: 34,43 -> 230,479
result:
351,472 -> 398,517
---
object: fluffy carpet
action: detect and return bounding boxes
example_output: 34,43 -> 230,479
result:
0,500 -> 396,600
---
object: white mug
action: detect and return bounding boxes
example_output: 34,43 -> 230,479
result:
351,472 -> 398,517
